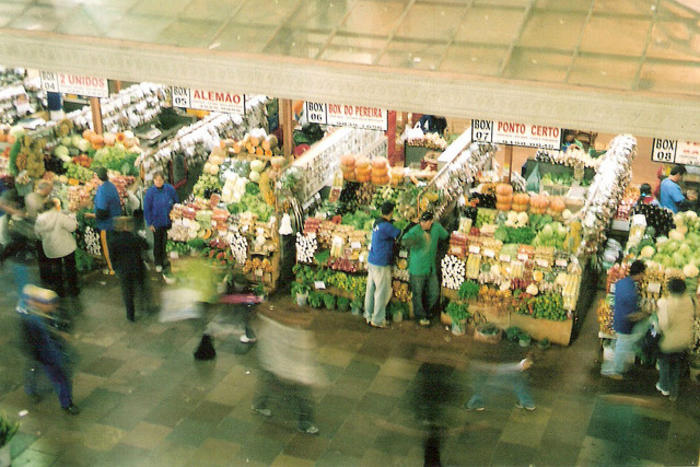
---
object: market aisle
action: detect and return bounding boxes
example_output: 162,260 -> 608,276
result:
0,269 -> 698,466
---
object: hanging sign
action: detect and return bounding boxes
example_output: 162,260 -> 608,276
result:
471,119 -> 561,150
651,138 -> 700,166
305,102 -> 388,131
171,87 -> 246,114
40,71 -> 108,98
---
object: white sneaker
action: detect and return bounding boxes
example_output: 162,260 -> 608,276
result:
655,382 -> 670,396
240,335 -> 257,343
155,265 -> 163,273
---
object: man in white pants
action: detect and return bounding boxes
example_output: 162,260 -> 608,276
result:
364,201 -> 401,328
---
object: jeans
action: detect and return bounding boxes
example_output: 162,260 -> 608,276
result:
153,227 -> 169,268
467,369 -> 534,409
118,267 -> 149,321
658,352 -> 684,398
47,252 -> 79,297
364,264 -> 392,325
601,319 -> 649,375
25,362 -> 73,409
410,272 -> 439,320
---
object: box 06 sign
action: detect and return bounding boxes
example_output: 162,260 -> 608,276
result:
40,71 -> 108,98
471,119 -> 562,150
305,102 -> 388,131
172,87 -> 245,114
652,138 -> 700,167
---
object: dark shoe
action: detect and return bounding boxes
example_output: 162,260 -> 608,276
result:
63,404 -> 80,415
28,393 -> 42,403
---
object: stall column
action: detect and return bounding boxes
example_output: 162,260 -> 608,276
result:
387,111 -> 402,166
280,98 -> 293,159
90,97 -> 103,134
505,145 -> 513,184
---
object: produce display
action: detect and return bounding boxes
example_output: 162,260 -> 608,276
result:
534,146 -> 600,170
406,132 -> 447,151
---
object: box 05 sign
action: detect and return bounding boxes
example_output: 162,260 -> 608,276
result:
652,138 -> 700,166
471,119 -> 562,150
172,87 -> 245,114
40,71 -> 108,98
305,102 -> 388,131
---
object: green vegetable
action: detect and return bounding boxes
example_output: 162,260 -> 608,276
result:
446,301 -> 470,322
322,293 -> 336,310
91,145 -> 139,176
63,161 -> 94,182
336,296 -> 350,312
308,291 -> 324,308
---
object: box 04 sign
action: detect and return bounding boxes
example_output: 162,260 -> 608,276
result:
172,87 -> 245,114
651,138 -> 700,166
40,71 -> 108,98
471,119 -> 562,150
306,102 -> 388,131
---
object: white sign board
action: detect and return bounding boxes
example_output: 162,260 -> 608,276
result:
172,87 -> 245,114
306,102 -> 388,131
651,138 -> 700,166
40,71 -> 108,98
471,119 -> 561,150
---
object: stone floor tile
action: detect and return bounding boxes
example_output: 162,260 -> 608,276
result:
190,438 -> 241,466
490,441 -> 537,466
377,357 -> 422,380
315,449 -> 363,467
344,358 -> 381,380
164,418 -> 215,448
283,432 -> 329,461
9,448 -> 56,467
120,421 -> 172,450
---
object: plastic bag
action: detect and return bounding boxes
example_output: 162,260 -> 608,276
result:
526,165 -> 541,192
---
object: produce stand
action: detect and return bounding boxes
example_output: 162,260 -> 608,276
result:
438,135 -> 637,345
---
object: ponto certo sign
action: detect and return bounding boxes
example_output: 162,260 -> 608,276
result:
497,121 -> 559,138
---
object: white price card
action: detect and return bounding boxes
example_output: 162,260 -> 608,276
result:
535,259 -> 549,268
647,282 -> 661,294
256,269 -> 264,277
483,249 -> 495,258
517,253 -> 529,262
555,259 -> 568,268
314,281 -> 326,290
399,250 -> 408,258
499,254 -> 511,262
351,242 -> 361,249
469,245 -> 481,254
610,284 -> 616,294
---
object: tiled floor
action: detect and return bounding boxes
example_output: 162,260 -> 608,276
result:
0,264 -> 698,466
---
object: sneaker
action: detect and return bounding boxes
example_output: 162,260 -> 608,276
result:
298,423 -> 319,435
240,334 -> 257,343
251,406 -> 271,417
155,265 -> 163,273
465,403 -> 485,412
655,382 -> 670,396
601,371 -> 623,380
370,322 -> 390,329
162,274 -> 176,285
419,319 -> 431,327
515,401 -> 536,411
63,404 -> 80,415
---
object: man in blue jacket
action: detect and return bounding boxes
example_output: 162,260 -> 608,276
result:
93,167 -> 122,275
364,201 -> 400,328
144,171 -> 178,273
659,165 -> 686,213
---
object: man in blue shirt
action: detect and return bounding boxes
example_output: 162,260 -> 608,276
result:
659,165 -> 686,213
364,201 -> 400,328
601,260 -> 648,379
93,167 -> 122,275
144,171 -> 178,273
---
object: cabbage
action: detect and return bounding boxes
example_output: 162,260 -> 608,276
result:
71,134 -> 82,147
249,171 -> 261,182
61,136 -> 72,147
640,246 -> 655,259
54,145 -> 70,161
250,160 -> 265,173
76,138 -> 91,153
683,264 -> 699,278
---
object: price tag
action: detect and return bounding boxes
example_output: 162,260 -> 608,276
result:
351,242 -> 361,249
518,253 -> 529,262
307,232 -> 316,239
483,248 -> 495,258
556,259 -> 568,268
536,259 -> 549,268
610,284 -> 616,294
469,245 -> 481,254
314,281 -> 326,290
647,282 -> 661,294
256,269 -> 263,277
499,254 -> 511,262
399,250 -> 408,258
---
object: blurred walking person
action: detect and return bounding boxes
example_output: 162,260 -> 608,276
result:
465,355 -> 536,411
17,284 -> 79,414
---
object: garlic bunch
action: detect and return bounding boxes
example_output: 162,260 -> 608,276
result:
441,255 -> 466,290
296,233 -> 317,263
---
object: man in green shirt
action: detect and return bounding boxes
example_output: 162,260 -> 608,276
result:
402,211 -> 449,327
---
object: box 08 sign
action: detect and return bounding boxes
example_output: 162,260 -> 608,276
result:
652,138 -> 700,166
305,102 -> 388,131
172,87 -> 245,114
471,119 -> 562,150
40,71 -> 108,98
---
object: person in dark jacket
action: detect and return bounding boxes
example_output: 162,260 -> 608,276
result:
109,225 -> 150,322
93,167 -> 121,275
18,284 -> 79,414
144,171 -> 178,273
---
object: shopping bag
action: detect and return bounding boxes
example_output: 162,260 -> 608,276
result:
159,287 -> 203,322
526,165 -> 540,192
640,325 -> 661,362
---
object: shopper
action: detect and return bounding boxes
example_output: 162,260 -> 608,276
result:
601,260 -> 649,379
251,311 -> 321,435
655,278 -> 696,401
17,284 -> 79,414
109,222 -> 150,322
364,201 -> 400,328
659,165 -> 687,213
34,199 -> 79,297
465,355 -> 536,411
402,211 -> 449,327
24,180 -> 53,283
93,167 -> 121,275
144,171 -> 178,273
636,183 -> 659,207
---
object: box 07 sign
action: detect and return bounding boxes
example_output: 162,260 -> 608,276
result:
305,102 -> 388,131
652,138 -> 700,166
172,87 -> 245,114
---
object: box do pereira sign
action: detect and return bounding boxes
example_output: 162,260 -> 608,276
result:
305,102 -> 388,131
